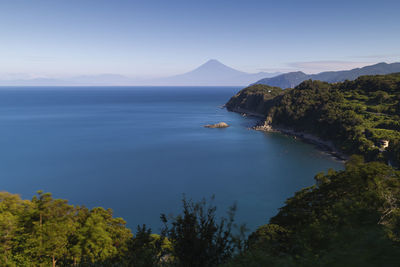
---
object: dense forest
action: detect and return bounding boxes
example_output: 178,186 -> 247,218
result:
226,73 -> 400,165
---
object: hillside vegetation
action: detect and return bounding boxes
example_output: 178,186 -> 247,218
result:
227,73 -> 400,165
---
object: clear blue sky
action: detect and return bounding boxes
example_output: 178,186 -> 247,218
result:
0,0 -> 399,78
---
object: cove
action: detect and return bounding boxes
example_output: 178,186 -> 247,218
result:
0,86 -> 343,231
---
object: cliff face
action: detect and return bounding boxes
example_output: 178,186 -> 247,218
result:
225,84 -> 283,116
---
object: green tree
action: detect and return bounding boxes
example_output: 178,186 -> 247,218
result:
161,197 -> 239,267
0,191 -> 132,266
124,224 -> 171,267
0,192 -> 32,266
27,191 -> 77,267
77,207 -> 131,265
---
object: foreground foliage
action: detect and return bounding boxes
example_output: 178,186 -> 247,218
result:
0,193 -> 239,266
161,197 -> 241,267
0,191 -> 132,266
2,159 -> 400,266
3,159 -> 400,266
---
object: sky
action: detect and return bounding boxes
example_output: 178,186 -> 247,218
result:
0,0 -> 399,78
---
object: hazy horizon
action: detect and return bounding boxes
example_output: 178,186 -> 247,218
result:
0,59 -> 394,81
1,59 -> 398,86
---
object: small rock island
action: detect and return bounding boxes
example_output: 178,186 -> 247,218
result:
204,122 -> 229,128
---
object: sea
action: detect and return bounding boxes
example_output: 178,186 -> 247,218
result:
0,86 -> 343,232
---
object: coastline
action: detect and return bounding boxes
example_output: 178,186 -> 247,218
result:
230,108 -> 348,162
225,106 -> 266,118
259,124 -> 348,162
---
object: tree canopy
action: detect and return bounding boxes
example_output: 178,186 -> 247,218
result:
0,191 -> 132,266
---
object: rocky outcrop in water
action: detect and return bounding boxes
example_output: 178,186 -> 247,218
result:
204,122 -> 229,128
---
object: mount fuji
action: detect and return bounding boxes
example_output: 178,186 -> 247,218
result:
150,59 -> 280,86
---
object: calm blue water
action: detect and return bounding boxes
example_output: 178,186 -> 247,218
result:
0,86 -> 343,231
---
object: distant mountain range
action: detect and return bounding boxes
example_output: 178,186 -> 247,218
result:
0,60 -> 280,86
147,59 -> 280,86
254,62 -> 400,88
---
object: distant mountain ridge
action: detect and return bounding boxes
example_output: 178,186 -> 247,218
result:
149,59 -> 280,86
254,62 -> 400,88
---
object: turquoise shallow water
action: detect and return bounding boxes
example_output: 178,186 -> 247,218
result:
0,86 -> 343,231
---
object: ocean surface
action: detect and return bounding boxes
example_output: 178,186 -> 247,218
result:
0,86 -> 343,231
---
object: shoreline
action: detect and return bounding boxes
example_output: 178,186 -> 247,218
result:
231,109 -> 348,162
225,106 -> 265,118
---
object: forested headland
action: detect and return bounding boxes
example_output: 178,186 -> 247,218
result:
226,73 -> 400,165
